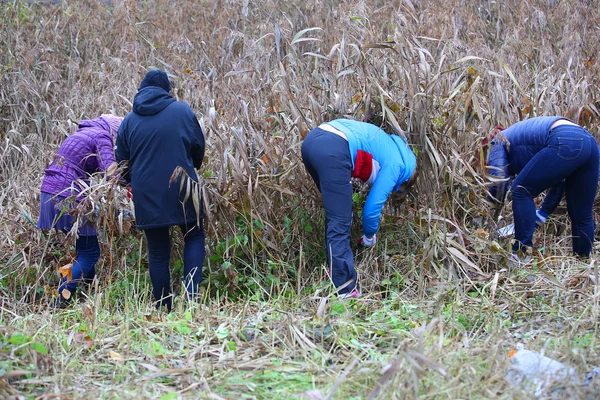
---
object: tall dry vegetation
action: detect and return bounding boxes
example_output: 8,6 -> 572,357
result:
1,0 -> 599,309
2,0 -> 600,398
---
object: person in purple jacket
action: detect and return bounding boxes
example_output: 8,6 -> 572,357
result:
37,114 -> 124,306
486,117 -> 599,259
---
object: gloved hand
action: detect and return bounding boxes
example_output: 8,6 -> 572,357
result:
359,234 -> 377,247
535,209 -> 548,226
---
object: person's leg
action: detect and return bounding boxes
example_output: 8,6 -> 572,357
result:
301,130 -> 322,191
564,134 -> 599,257
144,227 -> 173,310
539,180 -> 565,218
59,235 -> 100,297
303,129 -> 355,294
511,134 -> 586,253
303,130 -> 329,274
180,221 -> 205,298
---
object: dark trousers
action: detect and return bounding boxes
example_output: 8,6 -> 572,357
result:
59,235 -> 100,295
512,124 -> 599,257
144,222 -> 205,310
301,127 -> 357,294
539,181 -> 565,217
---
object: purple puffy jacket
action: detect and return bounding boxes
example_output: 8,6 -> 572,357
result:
40,115 -> 124,197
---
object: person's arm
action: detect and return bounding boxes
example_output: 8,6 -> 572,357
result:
362,164 -> 401,238
95,133 -> 117,173
114,122 -> 131,183
189,110 -> 205,170
538,180 -> 565,220
487,140 -> 509,205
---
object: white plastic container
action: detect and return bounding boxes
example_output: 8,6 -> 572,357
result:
506,346 -> 579,396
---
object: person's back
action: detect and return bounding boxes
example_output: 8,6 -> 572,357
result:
116,71 -> 204,229
495,116 -> 564,175
42,116 -> 121,197
116,69 -> 205,311
37,114 -> 124,308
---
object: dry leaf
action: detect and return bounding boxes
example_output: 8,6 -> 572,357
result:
74,332 -> 94,349
106,162 -> 118,176
351,92 -> 363,104
109,351 -> 124,361
61,289 -> 72,300
82,305 -> 95,324
58,263 -> 73,282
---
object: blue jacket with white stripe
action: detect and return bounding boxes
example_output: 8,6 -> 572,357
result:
327,119 -> 417,237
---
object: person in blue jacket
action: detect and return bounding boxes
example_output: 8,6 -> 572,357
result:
116,70 -> 206,311
487,116 -> 599,258
301,119 -> 417,298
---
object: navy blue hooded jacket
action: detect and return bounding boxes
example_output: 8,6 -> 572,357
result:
116,70 -> 205,229
487,116 -> 565,203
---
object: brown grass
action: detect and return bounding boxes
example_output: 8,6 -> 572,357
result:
1,0 -> 600,398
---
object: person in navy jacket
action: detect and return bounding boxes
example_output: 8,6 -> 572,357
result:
116,70 -> 205,310
487,116 -> 599,258
301,119 -> 417,298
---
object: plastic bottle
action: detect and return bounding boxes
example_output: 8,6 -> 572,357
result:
506,345 -> 579,396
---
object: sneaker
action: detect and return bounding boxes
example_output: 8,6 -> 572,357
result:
338,288 -> 361,299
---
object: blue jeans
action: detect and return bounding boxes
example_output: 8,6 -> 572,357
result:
59,235 -> 100,296
539,181 -> 565,217
301,127 -> 357,295
511,124 -> 599,257
539,145 -> 600,216
144,222 -> 205,310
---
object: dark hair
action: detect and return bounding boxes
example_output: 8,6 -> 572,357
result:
391,165 -> 418,205
405,166 -> 418,189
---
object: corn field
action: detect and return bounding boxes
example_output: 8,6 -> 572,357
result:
1,0 -> 600,398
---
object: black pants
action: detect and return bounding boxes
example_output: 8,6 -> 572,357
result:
301,127 -> 357,294
144,222 -> 205,310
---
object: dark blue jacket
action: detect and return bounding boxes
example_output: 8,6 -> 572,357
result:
115,81 -> 205,229
488,116 -> 565,202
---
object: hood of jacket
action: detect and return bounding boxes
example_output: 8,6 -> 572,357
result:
132,87 -> 175,116
78,117 -> 109,132
390,135 -> 417,190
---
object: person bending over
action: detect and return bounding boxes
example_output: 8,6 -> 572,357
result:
301,119 -> 417,298
37,114 -> 124,307
486,117 -> 599,259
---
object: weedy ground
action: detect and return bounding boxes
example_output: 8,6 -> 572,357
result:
1,0 -> 600,399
